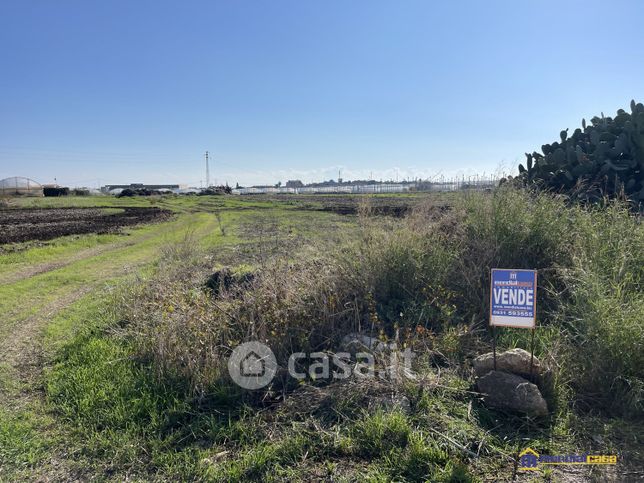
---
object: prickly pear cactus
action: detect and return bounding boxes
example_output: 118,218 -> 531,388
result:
516,100 -> 644,207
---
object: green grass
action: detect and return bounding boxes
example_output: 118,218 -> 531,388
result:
0,194 -> 358,480
0,409 -> 50,470
0,213 -> 216,339
0,232 -> 123,267
1,190 -> 642,481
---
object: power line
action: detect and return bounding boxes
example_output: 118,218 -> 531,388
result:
205,151 -> 210,187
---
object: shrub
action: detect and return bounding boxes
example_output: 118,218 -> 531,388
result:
119,187 -> 642,417
558,202 -> 644,416
445,187 -> 574,323
120,247 -> 365,400
346,219 -> 458,332
514,100 -> 644,207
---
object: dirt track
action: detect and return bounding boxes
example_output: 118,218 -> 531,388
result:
0,211 -> 218,481
0,206 -> 171,244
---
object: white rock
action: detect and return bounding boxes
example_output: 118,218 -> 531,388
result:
473,348 -> 542,377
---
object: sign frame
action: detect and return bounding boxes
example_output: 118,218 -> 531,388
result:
489,268 -> 537,329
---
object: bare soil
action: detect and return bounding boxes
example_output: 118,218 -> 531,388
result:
255,194 -> 436,216
0,206 -> 171,244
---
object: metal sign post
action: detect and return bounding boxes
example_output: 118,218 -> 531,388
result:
529,328 -> 535,380
489,269 -> 538,369
492,325 -> 497,370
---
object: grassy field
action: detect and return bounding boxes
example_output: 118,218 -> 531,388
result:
0,191 -> 642,482
0,194 -> 357,480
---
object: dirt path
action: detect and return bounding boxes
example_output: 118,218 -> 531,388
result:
0,213 -> 220,481
0,287 -> 93,408
0,227 -> 170,407
1,228 -> 163,286
0,213 -> 216,387
0,279 -> 109,482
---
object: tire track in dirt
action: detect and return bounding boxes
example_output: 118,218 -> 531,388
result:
0,209 -> 221,286
1,230 -> 160,286
0,286 -> 94,408
0,282 -> 113,483
0,211 -> 219,480
0,212 -> 219,399
0,244 -> 165,408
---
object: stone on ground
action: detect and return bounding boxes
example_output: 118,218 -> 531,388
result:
473,348 -> 542,377
476,370 -> 548,417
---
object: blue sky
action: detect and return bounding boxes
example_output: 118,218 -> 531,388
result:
0,1 -> 642,187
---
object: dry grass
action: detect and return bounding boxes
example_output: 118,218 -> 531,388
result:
116,187 -> 642,418
39,188 -> 643,481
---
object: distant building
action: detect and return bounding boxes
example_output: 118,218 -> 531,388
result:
285,180 -> 304,188
101,183 -> 186,193
42,184 -> 70,197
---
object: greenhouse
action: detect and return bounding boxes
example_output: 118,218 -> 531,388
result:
0,177 -> 44,197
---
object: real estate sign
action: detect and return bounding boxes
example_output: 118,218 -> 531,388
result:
489,269 -> 537,328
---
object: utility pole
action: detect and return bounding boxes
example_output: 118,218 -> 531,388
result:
205,151 -> 210,188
